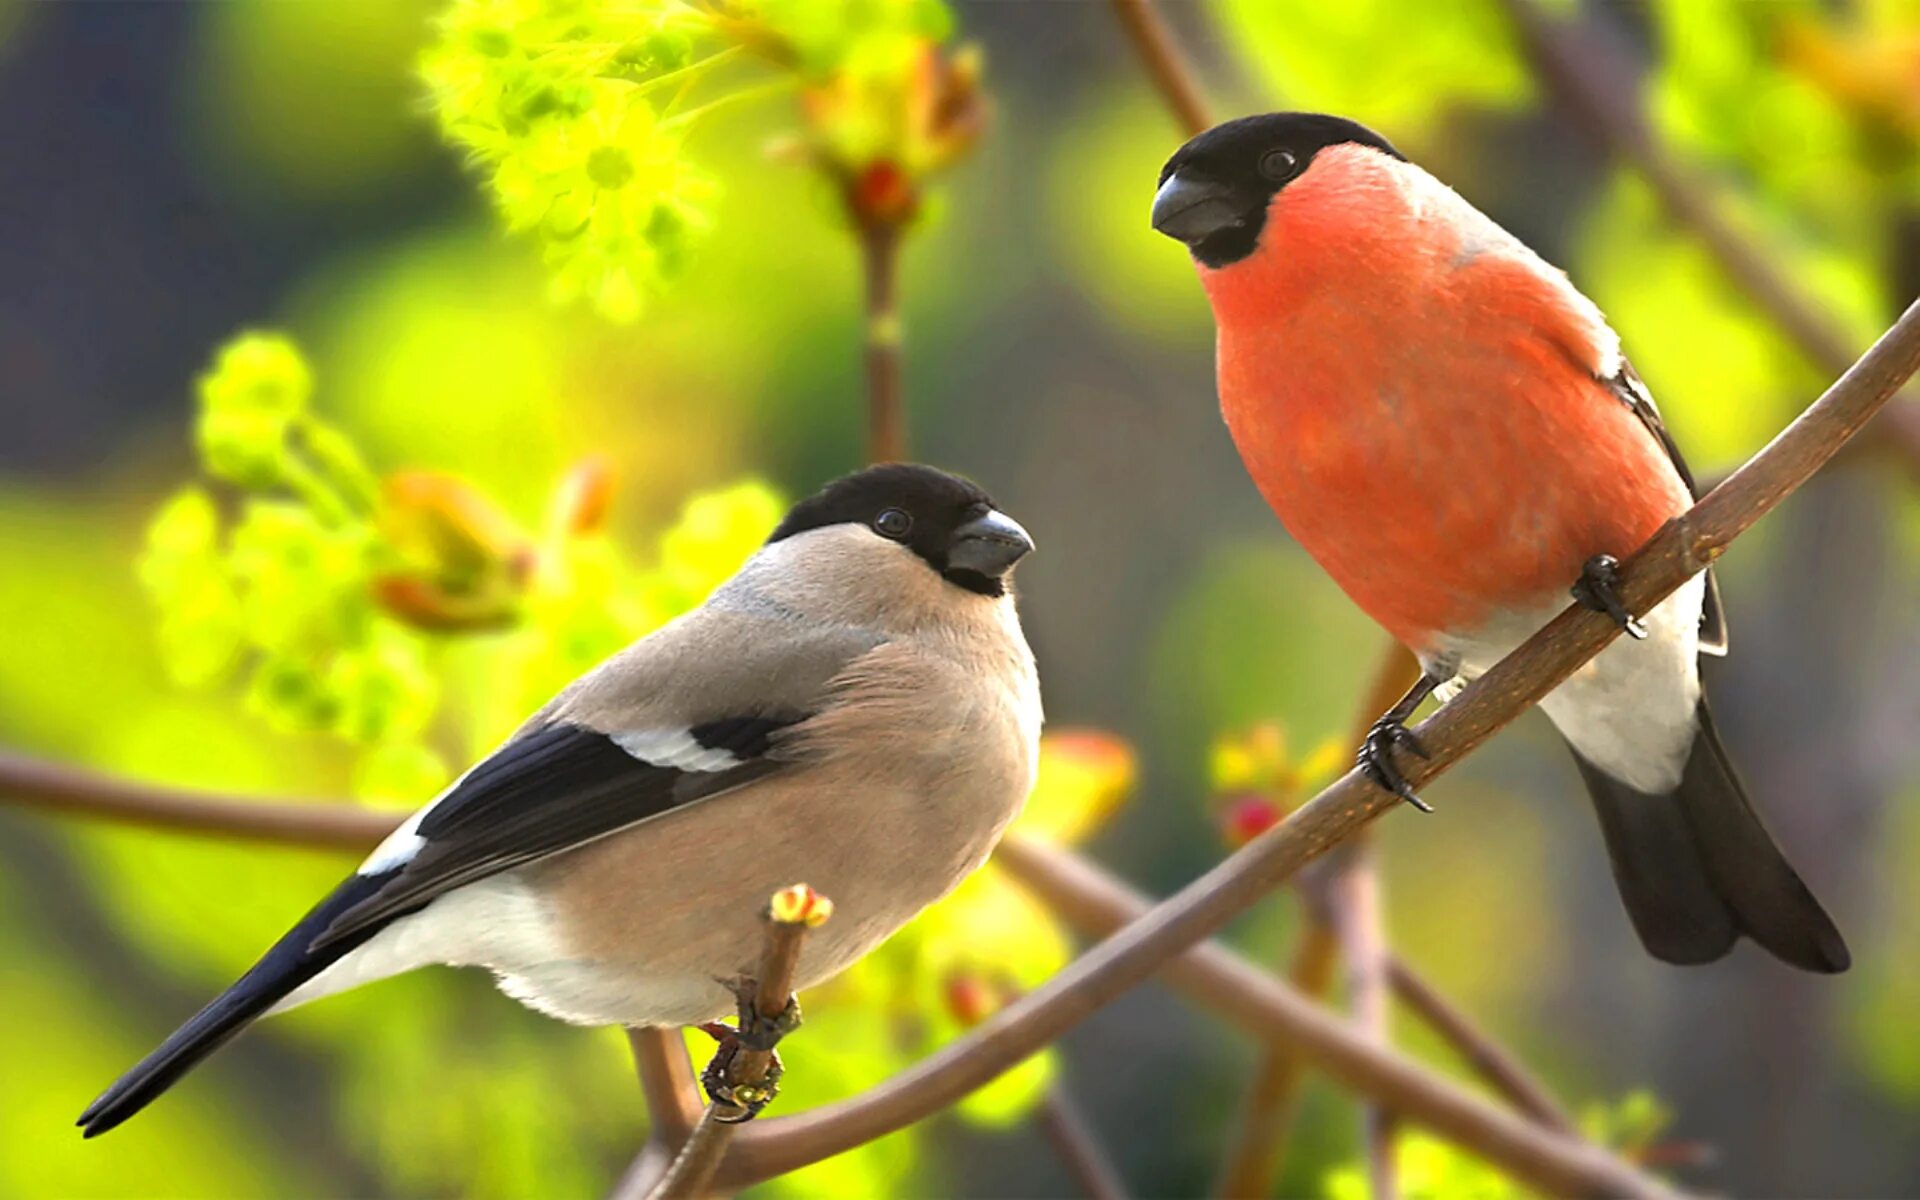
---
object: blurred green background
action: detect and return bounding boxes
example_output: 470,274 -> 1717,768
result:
2,0 -> 1917,1196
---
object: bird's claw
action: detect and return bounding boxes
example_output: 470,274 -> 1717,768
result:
1357,717 -> 1434,813
1571,554 -> 1648,640
697,1035 -> 784,1121
719,974 -> 803,1052
692,977 -> 802,1119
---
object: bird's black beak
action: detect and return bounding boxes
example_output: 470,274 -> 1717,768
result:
946,509 -> 1034,579
1151,171 -> 1247,247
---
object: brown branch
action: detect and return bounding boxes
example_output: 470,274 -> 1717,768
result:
0,750 -> 1582,1188
860,221 -> 906,463
1038,1087 -> 1132,1200
873,838 -> 1669,1200
7,301 -> 1917,1196
613,1028 -> 706,1197
1384,958 -> 1575,1134
1216,643 -> 1421,1198
0,750 -> 394,850
1328,848 -> 1397,1199
1211,920 -> 1336,1198
1106,0 -> 1212,136
710,297 -> 1920,1193
1494,0 -> 1920,480
632,1027 -> 703,1144
643,886 -> 830,1200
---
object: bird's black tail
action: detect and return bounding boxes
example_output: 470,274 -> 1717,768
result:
77,871 -> 391,1137
1569,700 -> 1849,974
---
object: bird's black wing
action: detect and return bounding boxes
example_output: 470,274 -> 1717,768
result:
310,715 -> 804,950
1605,361 -> 1728,655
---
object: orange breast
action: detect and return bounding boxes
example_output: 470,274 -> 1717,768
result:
1206,160 -> 1691,653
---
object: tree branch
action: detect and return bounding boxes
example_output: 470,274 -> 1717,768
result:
1494,0 -> 1920,479
1212,920 -> 1337,1199
7,300 -> 1916,1197
1106,0 -> 1212,136
0,751 -> 388,850
1038,1087 -> 1132,1200
642,885 -> 830,1200
1217,643 -> 1421,1198
613,1028 -> 705,1197
740,836 -> 1669,1197
1383,958 -> 1575,1134
709,296 -> 1920,1192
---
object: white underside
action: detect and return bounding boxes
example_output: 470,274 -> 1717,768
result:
1425,573 -> 1706,794
270,871 -> 567,1015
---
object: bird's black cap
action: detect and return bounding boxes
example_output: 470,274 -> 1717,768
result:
770,463 -> 1031,595
1153,112 -> 1402,267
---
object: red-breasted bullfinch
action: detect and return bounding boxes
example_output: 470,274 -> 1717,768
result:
1153,112 -> 1846,973
79,464 -> 1041,1135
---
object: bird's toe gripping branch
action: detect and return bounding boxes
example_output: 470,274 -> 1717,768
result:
1571,554 -> 1649,640
692,882 -> 832,1122
697,985 -> 803,1120
1357,717 -> 1435,813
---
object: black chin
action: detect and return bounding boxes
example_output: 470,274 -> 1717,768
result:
942,567 -> 1004,597
1189,217 -> 1266,268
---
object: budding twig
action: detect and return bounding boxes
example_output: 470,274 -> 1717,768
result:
709,299 -> 1920,1195
641,884 -> 831,1200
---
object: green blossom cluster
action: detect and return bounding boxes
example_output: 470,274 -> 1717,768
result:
139,333 -> 427,764
138,331 -> 788,800
420,0 -> 962,320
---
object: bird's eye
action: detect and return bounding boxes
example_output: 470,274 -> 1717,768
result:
874,508 -> 913,539
1259,148 -> 1299,182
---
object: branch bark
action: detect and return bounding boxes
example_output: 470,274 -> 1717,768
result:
642,886 -> 829,1200
1106,0 -> 1212,136
1216,643 -> 1421,1198
1038,1087 -> 1132,1200
1494,0 -> 1920,479
733,837 -> 1669,1197
1212,920 -> 1337,1199
6,299 -> 1916,1198
0,751 -> 387,849
1384,958 -> 1575,1134
707,296 -> 1920,1192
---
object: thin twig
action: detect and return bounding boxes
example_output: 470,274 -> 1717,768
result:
1493,0 -> 1920,480
1328,848 -> 1397,1200
1216,643 -> 1421,1198
0,753 -> 1583,1187
1330,647 -> 1424,1200
1038,1087 -> 1132,1200
1212,920 -> 1336,1198
893,839 -> 1670,1200
1384,957 -> 1576,1134
1106,0 -> 1212,136
707,297 -> 1920,1193
860,221 -> 907,463
642,885 -> 830,1200
630,1028 -> 703,1146
0,751 -> 387,849
614,1028 -> 706,1197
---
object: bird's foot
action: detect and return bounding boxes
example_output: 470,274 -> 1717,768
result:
720,974 -> 803,1052
1357,717 -> 1434,813
1571,554 -> 1648,640
693,1027 -> 784,1122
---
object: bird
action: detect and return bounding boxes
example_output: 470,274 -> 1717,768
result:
1151,112 -> 1847,973
79,463 -> 1042,1136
